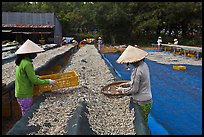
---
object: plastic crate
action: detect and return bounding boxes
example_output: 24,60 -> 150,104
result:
172,65 -> 186,70
187,53 -> 195,58
33,71 -> 78,93
79,44 -> 85,47
174,51 -> 181,55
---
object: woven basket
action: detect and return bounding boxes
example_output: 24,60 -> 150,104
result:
101,81 -> 130,98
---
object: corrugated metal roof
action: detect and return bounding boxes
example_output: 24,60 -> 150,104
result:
2,30 -> 12,32
2,12 -> 62,45
2,12 -> 55,25
11,31 -> 52,34
2,24 -> 55,28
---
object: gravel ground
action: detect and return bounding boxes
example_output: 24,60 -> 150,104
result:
2,51 -> 16,59
146,51 -> 202,66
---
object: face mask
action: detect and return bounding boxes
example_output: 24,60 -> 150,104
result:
29,53 -> 37,59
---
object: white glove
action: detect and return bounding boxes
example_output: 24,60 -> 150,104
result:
49,79 -> 56,85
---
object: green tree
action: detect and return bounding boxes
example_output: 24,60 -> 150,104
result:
2,2 -> 202,46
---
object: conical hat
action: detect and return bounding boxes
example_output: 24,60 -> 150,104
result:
15,39 -> 45,54
116,46 -> 148,64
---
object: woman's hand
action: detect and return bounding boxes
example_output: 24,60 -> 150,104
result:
119,83 -> 130,88
115,86 -> 124,93
49,79 -> 56,85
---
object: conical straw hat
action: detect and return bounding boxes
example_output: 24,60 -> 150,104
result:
116,46 -> 148,64
15,39 -> 45,54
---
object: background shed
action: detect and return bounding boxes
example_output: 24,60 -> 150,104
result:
2,12 -> 62,45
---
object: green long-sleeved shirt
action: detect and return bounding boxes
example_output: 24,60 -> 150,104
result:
15,57 -> 50,98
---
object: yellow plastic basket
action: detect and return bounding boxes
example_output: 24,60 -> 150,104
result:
79,43 -> 86,47
33,71 -> 78,93
174,52 -> 181,55
172,65 -> 186,70
187,53 -> 195,58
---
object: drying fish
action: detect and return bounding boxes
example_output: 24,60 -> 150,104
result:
25,45 -> 136,135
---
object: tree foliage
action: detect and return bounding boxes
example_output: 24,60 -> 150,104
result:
2,2 -> 202,46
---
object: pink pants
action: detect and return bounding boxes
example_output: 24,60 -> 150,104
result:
17,97 -> 33,117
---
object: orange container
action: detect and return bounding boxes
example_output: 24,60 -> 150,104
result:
33,71 -> 78,93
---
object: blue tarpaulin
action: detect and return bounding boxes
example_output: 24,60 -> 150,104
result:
101,51 -> 202,135
62,37 -> 74,43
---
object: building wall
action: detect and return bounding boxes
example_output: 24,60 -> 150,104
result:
54,15 -> 62,44
2,12 -> 62,45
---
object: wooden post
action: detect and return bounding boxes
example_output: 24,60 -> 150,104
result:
184,50 -> 186,56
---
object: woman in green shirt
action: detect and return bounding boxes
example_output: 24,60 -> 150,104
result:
15,39 -> 55,117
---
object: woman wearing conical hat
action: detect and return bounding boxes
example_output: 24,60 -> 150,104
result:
116,46 -> 152,108
98,36 -> 102,52
15,39 -> 56,117
157,36 -> 162,50
173,38 -> 178,45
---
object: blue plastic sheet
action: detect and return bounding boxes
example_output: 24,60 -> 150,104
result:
63,37 -> 74,43
101,52 -> 202,135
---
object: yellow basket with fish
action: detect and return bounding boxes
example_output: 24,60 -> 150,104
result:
172,65 -> 186,70
187,53 -> 195,58
33,71 -> 78,93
